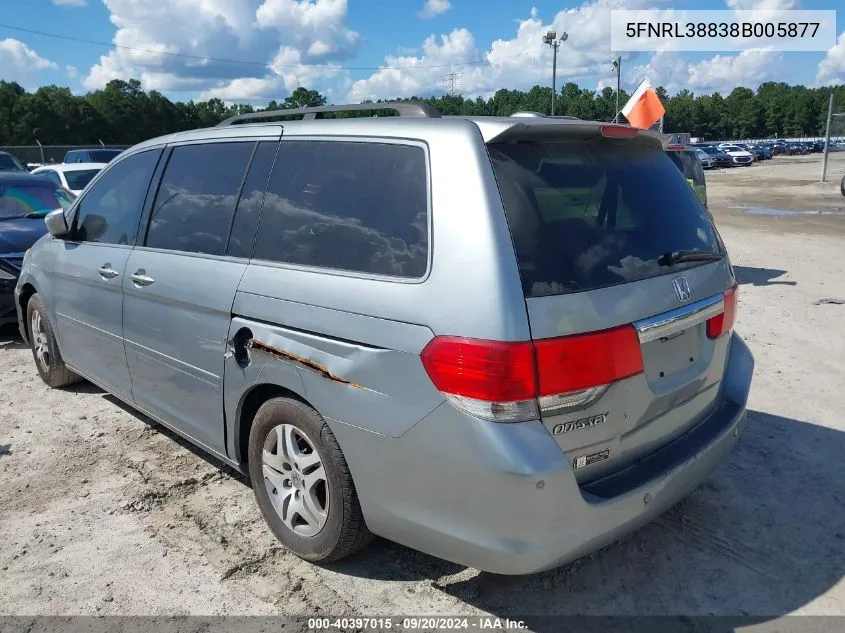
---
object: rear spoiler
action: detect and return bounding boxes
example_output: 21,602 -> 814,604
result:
478,119 -> 666,150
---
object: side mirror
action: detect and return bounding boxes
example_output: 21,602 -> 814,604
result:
45,208 -> 70,238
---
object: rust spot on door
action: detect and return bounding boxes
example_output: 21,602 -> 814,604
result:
247,339 -> 363,389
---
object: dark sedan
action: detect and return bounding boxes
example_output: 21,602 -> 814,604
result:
752,144 -> 773,160
0,173 -> 75,325
695,145 -> 734,168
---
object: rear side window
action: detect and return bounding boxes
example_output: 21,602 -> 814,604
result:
146,142 -> 254,256
253,140 -> 428,278
227,141 -> 279,259
489,141 -> 722,298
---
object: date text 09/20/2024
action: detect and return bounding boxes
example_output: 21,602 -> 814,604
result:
307,617 -> 528,630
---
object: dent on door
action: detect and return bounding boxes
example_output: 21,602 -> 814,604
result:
224,315 -> 445,444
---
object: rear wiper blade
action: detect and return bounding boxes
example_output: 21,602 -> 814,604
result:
658,250 -> 722,266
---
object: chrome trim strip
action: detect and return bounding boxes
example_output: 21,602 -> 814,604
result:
634,294 -> 724,343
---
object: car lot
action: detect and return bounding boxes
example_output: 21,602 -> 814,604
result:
1,153 -> 844,624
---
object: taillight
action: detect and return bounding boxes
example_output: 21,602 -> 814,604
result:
420,326 -> 644,423
535,326 -> 643,415
420,337 -> 539,422
706,284 -> 738,339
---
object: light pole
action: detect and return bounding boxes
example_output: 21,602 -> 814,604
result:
611,56 -> 621,123
543,31 -> 567,116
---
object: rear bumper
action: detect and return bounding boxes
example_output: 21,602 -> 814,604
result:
333,333 -> 754,575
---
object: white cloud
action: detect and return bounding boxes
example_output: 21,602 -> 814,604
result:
66,65 -> 79,79
418,0 -> 451,19
629,49 -> 781,95
199,46 -> 343,102
83,0 -> 360,101
723,0 -> 798,9
817,31 -> 845,87
349,0 -> 658,102
51,0 -> 87,5
0,39 -> 57,88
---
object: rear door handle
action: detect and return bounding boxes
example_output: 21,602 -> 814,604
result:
98,264 -> 120,279
130,269 -> 155,287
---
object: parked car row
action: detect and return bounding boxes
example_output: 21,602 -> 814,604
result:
692,144 -> 734,169
0,150 -> 107,196
4,105 -> 754,575
0,148 -> 122,174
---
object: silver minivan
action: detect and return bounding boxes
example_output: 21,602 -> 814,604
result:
15,103 -> 754,575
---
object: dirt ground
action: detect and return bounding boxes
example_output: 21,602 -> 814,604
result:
1,152 -> 845,624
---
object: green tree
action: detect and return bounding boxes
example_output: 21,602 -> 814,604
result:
282,87 -> 327,109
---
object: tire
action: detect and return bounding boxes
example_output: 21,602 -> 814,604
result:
840,174 -> 845,197
26,294 -> 81,388
248,397 -> 373,563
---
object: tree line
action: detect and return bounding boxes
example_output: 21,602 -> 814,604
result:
1,78 -> 844,147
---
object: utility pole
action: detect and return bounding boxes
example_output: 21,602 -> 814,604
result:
821,93 -> 834,182
543,31 -> 567,116
611,56 -> 621,123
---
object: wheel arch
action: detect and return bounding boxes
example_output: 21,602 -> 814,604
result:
235,382 -> 313,467
17,282 -> 38,343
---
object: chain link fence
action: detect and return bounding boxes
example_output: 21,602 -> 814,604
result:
0,145 -> 130,168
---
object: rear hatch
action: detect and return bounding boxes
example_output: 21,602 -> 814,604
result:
487,129 -> 737,483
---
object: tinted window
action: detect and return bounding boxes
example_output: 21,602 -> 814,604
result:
227,142 -> 278,259
488,141 -> 722,298
87,150 -> 123,163
145,142 -> 254,255
74,149 -> 161,245
253,141 -> 428,278
0,154 -> 25,172
0,182 -> 74,219
667,150 -> 705,187
64,169 -> 101,191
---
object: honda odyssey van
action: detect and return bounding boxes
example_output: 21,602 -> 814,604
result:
15,103 -> 754,574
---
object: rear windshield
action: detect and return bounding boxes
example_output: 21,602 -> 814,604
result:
64,169 -> 101,190
488,141 -> 723,298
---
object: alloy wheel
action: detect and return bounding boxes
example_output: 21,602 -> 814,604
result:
262,423 -> 329,537
31,310 -> 50,373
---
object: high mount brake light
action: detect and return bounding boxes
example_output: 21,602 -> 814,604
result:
600,125 -> 639,139
420,326 -> 644,423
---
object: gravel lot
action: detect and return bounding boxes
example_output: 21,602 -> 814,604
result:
1,153 -> 845,625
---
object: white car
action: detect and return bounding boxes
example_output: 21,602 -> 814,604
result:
717,144 -> 754,166
30,162 -> 106,195
696,149 -> 713,169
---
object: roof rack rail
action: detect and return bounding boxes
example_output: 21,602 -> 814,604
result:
216,102 -> 441,126
509,112 -> 582,120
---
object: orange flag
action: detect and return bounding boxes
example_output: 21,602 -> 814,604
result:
621,79 -> 665,129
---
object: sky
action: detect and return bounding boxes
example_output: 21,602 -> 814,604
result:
0,0 -> 843,106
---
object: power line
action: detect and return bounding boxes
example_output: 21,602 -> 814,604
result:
0,23 -> 543,72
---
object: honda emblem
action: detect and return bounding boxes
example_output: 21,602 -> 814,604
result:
672,277 -> 691,302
